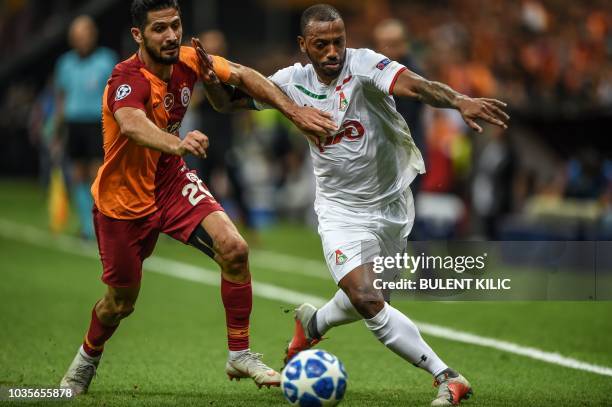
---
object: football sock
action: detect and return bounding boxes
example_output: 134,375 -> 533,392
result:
78,345 -> 100,362
221,277 -> 252,351
315,289 -> 361,337
364,303 -> 448,377
82,306 -> 118,358
74,183 -> 94,239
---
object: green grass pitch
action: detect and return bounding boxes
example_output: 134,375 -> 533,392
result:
0,180 -> 611,406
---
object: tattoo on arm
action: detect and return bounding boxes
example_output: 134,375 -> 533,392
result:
412,78 -> 464,109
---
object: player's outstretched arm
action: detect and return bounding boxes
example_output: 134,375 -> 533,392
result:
191,38 -> 336,137
115,107 -> 209,158
190,38 -> 235,113
391,69 -> 510,133
231,64 -> 338,137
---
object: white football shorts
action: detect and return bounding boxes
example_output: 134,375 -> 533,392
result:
315,188 -> 415,284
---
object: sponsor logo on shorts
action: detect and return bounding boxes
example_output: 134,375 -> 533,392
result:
115,84 -> 131,100
181,86 -> 191,107
335,249 -> 347,265
376,58 -> 391,70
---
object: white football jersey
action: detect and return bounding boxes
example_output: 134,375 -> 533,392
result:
258,48 -> 425,210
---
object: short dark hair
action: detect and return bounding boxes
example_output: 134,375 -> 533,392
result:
131,0 -> 180,29
300,4 -> 342,36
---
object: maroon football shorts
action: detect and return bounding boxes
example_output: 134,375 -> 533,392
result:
93,166 -> 223,287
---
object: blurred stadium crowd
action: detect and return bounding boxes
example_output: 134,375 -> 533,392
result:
1,0 -> 611,240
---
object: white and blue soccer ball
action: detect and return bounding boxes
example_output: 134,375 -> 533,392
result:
281,349 -> 348,407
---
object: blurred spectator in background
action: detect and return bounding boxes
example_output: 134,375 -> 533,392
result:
373,19 -> 426,194
54,15 -> 116,239
28,76 -> 60,187
471,129 -> 515,238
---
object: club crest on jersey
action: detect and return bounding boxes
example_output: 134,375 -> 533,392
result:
164,93 -> 174,111
181,86 -> 191,107
338,91 -> 348,111
115,84 -> 131,101
335,249 -> 348,265
376,58 -> 391,70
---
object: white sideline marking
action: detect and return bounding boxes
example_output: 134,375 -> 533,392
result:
250,250 -> 329,279
416,322 -> 612,377
1,218 -> 611,378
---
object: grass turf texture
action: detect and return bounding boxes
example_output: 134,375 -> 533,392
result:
0,179 -> 611,406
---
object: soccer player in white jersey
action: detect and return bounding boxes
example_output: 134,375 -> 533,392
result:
203,4 -> 509,406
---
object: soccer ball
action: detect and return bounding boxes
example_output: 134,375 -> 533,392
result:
281,349 -> 348,406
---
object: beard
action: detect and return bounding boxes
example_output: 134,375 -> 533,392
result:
144,38 -> 180,65
307,49 -> 345,80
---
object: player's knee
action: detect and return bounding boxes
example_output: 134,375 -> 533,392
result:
100,294 -> 136,322
114,300 -> 135,320
346,287 -> 384,319
219,237 -> 249,275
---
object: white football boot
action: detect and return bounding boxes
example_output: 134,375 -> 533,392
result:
432,369 -> 473,406
225,351 -> 281,388
60,346 -> 100,395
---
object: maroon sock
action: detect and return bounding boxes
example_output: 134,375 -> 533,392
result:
221,277 -> 252,351
82,306 -> 119,357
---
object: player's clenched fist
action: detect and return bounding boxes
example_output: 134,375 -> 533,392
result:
176,130 -> 209,158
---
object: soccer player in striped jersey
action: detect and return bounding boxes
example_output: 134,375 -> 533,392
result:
59,0 -> 337,395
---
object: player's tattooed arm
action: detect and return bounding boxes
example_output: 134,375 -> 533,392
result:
392,69 -> 510,133
115,107 -> 209,158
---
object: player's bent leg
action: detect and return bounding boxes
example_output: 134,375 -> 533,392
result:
338,263 -> 386,319
96,284 -> 141,326
316,289 -> 361,334
60,285 -> 140,395
199,211 -> 250,283
198,212 -> 251,353
195,212 -> 280,387
339,264 -> 472,405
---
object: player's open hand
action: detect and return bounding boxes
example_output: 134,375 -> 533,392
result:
288,106 -> 338,141
191,37 -> 219,85
177,130 -> 209,158
455,97 -> 510,133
